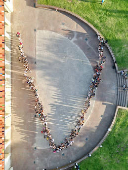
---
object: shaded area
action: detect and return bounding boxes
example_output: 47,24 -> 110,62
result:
101,8 -> 128,19
25,0 -> 35,7
79,0 -> 100,3
11,34 -> 37,170
36,30 -> 93,144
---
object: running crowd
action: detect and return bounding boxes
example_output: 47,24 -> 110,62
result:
16,32 -> 106,153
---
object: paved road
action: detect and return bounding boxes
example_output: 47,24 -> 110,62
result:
11,0 -> 117,169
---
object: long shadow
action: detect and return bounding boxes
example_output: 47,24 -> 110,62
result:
79,0 -> 100,3
101,8 -> 128,19
25,0 -> 35,7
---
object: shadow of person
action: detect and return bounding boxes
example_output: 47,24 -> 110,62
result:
79,0 -> 101,3
25,0 -> 35,7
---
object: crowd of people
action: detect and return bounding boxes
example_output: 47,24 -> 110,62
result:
120,70 -> 127,90
120,70 -> 127,79
16,32 -> 106,153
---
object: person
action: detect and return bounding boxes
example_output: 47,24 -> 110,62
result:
124,73 -> 127,79
88,153 -> 91,157
113,61 -> 116,69
120,70 -> 125,76
105,40 -> 108,43
123,84 -> 126,90
101,38 -> 104,44
75,163 -> 80,170
101,0 -> 104,4
98,34 -> 100,40
103,39 -> 108,45
16,32 -> 20,37
20,42 -> 23,45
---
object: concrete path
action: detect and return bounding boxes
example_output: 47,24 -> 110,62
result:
11,0 -> 117,170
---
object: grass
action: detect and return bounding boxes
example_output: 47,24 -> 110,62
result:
71,108 -> 128,170
37,0 -> 128,69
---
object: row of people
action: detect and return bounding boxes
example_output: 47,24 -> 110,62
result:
16,32 -> 106,152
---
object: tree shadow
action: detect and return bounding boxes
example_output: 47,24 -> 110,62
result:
101,8 -> 128,19
79,0 -> 101,3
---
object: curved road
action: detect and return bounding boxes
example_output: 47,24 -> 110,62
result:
11,0 -> 117,169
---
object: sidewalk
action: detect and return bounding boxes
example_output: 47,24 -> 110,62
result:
11,0 -> 117,169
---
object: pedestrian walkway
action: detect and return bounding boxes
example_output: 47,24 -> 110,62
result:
11,0 -> 117,169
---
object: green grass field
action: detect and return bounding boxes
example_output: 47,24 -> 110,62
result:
37,0 -> 128,69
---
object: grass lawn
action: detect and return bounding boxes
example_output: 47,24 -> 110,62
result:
37,0 -> 128,69
71,108 -> 128,170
